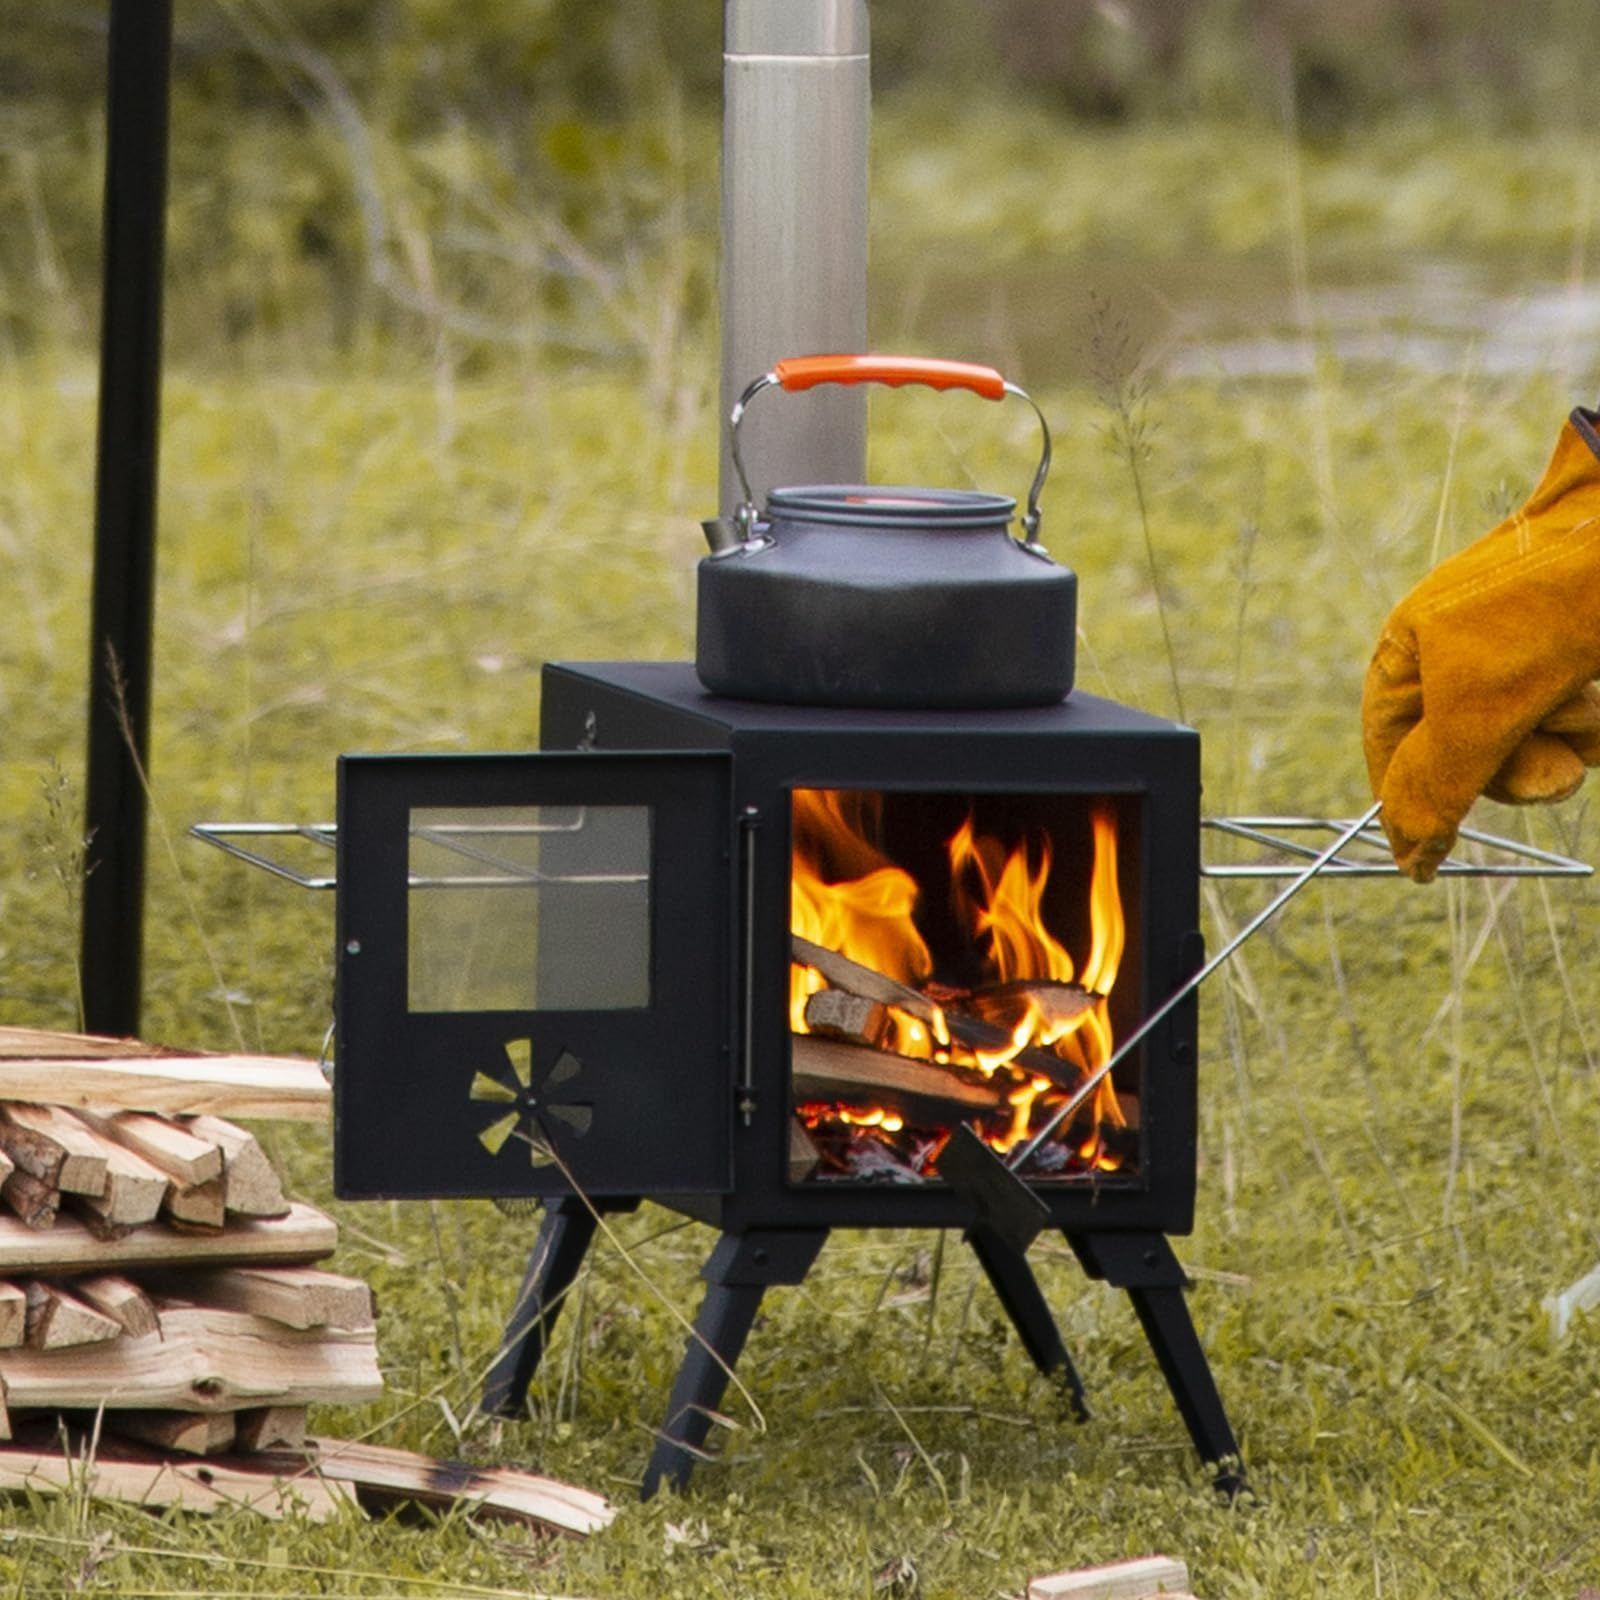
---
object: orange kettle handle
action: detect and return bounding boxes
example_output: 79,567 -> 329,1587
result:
771,354 -> 1007,402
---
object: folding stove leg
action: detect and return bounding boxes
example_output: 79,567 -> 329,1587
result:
966,1224 -> 1089,1420
641,1227 -> 828,1500
1066,1231 -> 1246,1496
481,1196 -> 601,1418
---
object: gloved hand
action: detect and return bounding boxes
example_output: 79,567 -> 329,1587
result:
1362,408 -> 1600,882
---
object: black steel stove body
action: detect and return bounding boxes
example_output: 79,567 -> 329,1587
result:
334,660 -> 1240,1494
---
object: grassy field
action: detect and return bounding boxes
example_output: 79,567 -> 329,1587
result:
2,83 -> 1600,1598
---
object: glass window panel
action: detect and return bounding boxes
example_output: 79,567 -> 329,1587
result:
407,804 -> 650,1012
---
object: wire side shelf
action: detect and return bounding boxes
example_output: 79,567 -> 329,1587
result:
191,814 -> 1593,889
188,819 -> 648,891
1200,815 -> 1591,879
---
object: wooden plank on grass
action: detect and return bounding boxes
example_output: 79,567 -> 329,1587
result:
300,1437 -> 616,1535
183,1116 -> 287,1216
1027,1556 -> 1192,1600
0,1202 -> 337,1274
0,1056 -> 329,1122
0,1434 -> 348,1520
149,1266 -> 373,1330
0,1304 -> 382,1412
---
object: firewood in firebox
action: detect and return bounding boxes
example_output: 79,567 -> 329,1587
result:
803,989 -> 888,1048
791,935 -> 944,1029
788,1120 -> 822,1184
791,935 -> 1084,1089
965,979 -> 1098,1036
791,1035 -> 1001,1121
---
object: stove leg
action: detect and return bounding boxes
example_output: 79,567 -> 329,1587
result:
481,1196 -> 601,1419
641,1227 -> 828,1499
966,1225 -> 1089,1420
1066,1231 -> 1245,1494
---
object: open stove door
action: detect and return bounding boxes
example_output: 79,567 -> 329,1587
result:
334,750 -> 733,1201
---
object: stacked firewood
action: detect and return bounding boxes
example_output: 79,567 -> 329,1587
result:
0,1027 -> 377,1456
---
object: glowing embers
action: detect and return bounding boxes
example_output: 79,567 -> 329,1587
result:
789,790 -> 1136,1184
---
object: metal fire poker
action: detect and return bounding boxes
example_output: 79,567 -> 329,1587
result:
942,799 -> 1385,1250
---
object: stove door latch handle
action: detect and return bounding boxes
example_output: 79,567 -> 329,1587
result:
728,354 -> 1054,552
737,805 -> 761,1126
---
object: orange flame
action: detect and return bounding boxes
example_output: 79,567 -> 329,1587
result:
790,792 -> 1131,1168
791,791 -> 935,1034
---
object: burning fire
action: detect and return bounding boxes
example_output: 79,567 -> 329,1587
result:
791,791 -> 1131,1176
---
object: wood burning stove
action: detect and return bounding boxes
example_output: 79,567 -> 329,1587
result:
333,659 -> 1243,1493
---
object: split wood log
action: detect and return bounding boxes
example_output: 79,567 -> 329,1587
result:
0,1431 -> 348,1520
792,934 -> 942,1027
1,1171 -> 59,1231
148,1267 -> 374,1331
72,1136 -> 170,1228
296,1436 -> 616,1535
0,1026 -> 168,1060
0,1284 -> 24,1349
110,1409 -> 238,1456
0,1106 -> 108,1195
792,935 -> 1083,1088
791,1034 -> 1001,1119
963,978 -> 1099,1034
1027,1555 -> 1192,1600
789,1119 -> 822,1184
74,1109 -> 223,1187
0,1055 -> 329,1123
183,1115 -> 288,1217
234,1404 -> 307,1453
803,989 -> 887,1047
72,1274 -> 158,1338
22,1282 -> 123,1350
0,1151 -> 11,1190
0,1303 -> 383,1412
0,1202 -> 337,1274
164,1177 -> 226,1230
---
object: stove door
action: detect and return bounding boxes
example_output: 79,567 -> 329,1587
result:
335,750 -> 733,1199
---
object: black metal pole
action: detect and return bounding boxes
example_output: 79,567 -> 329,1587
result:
80,0 -> 175,1037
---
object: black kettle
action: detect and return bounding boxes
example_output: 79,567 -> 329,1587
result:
695,355 -> 1077,709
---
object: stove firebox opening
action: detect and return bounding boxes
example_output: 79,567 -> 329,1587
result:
788,786 -> 1143,1186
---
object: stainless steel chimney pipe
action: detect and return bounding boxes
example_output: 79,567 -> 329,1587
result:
719,0 -> 870,516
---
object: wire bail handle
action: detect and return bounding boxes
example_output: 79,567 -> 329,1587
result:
728,355 -> 1054,552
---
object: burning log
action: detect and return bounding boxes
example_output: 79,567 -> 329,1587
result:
802,989 -> 888,1047
792,933 -> 942,1028
792,935 -> 1088,1088
965,979 -> 1098,1035
791,1035 -> 1001,1120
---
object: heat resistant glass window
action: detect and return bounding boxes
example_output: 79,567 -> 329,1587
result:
407,805 -> 650,1012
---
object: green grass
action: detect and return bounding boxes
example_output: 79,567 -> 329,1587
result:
4,91 -> 1600,1598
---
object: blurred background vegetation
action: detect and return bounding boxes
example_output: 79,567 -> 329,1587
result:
5,0 -> 1600,373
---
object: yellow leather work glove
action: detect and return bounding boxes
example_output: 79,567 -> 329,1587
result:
1362,408 -> 1600,882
